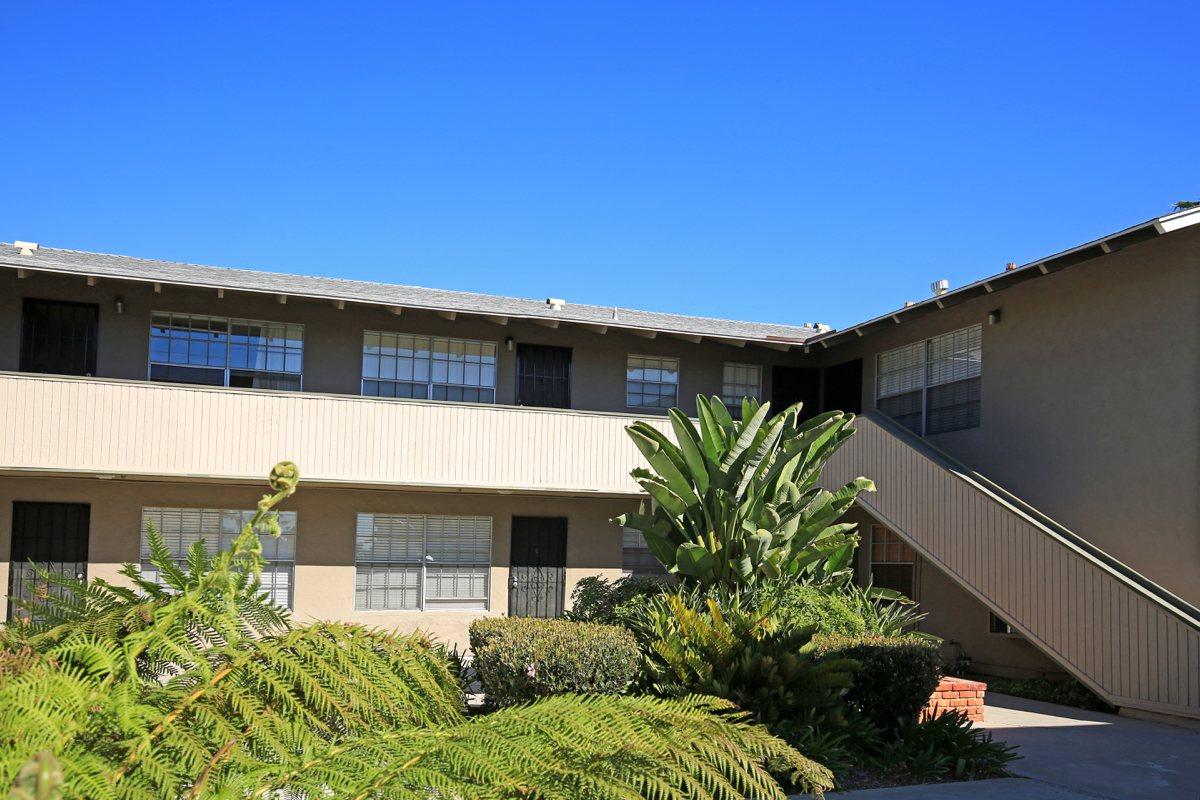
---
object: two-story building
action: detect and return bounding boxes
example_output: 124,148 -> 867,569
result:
1,206 -> 1197,722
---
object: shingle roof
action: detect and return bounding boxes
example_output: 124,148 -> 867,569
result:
0,243 -> 819,345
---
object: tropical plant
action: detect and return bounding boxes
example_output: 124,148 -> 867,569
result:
837,578 -> 931,638
564,574 -> 673,626
752,581 -> 868,637
0,463 -> 834,799
635,590 -> 859,745
614,395 -> 874,588
870,711 -> 1019,781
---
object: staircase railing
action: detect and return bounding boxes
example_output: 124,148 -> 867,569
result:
824,411 -> 1200,720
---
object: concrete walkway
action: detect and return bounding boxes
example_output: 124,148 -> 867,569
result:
979,693 -> 1200,799
817,693 -> 1200,799
825,778 -> 1087,799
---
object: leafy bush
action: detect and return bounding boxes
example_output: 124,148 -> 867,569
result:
755,581 -> 868,637
636,591 -> 859,742
838,579 -> 931,638
0,464 -> 833,800
469,616 -> 641,707
614,395 -> 874,588
815,634 -> 941,731
873,711 -> 1019,781
982,675 -> 1114,712
565,574 -> 672,626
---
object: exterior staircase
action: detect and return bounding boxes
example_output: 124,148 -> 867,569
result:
824,411 -> 1200,721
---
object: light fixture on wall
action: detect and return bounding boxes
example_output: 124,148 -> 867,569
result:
988,308 -> 1002,325
505,336 -> 514,352
114,296 -> 125,315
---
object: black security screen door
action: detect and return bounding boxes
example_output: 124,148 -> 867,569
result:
771,366 -> 821,422
516,344 -> 572,408
822,358 -> 863,415
8,502 -> 90,622
20,298 -> 99,376
509,516 -> 567,617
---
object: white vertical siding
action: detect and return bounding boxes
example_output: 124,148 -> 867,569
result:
0,372 -> 673,495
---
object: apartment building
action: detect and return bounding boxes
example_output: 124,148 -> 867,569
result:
1,207 -> 1197,722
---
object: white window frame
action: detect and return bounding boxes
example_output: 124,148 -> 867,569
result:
148,312 -> 304,390
721,362 -> 763,409
875,324 -> 982,435
360,331 -> 498,403
354,513 -> 492,611
867,524 -> 917,601
625,354 -> 681,410
139,507 -> 297,609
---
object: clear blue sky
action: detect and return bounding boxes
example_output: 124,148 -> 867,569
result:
3,2 -> 1196,329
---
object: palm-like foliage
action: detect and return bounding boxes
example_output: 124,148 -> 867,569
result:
1,463 -> 833,799
636,592 -> 858,733
615,396 -> 875,587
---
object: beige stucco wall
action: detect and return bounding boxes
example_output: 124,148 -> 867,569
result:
0,475 -> 635,649
0,269 -> 800,417
824,227 -> 1200,605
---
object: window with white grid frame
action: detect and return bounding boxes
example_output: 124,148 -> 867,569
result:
140,508 -> 296,608
721,362 -> 762,411
875,324 -> 981,435
868,525 -> 916,601
622,528 -> 670,576
148,312 -> 303,390
626,355 -> 679,409
361,332 -> 497,403
355,514 -> 491,611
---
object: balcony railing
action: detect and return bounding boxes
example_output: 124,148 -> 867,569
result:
0,372 -> 673,495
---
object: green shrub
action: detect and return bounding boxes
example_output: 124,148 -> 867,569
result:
637,591 -> 859,741
565,574 -> 673,626
839,579 -> 931,637
756,581 -> 868,636
815,634 -> 941,731
982,675 -> 1114,712
469,617 -> 640,707
874,711 -> 1019,781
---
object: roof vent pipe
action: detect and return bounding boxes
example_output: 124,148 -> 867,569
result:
546,297 -> 566,310
931,279 -> 950,296
13,241 -> 39,255
1005,262 -> 1017,271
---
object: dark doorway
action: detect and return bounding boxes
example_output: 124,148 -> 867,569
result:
771,366 -> 821,422
516,344 -> 572,409
509,516 -> 567,618
20,299 -> 99,377
822,358 -> 863,415
8,502 -> 90,622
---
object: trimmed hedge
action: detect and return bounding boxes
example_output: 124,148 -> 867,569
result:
469,617 -> 641,707
814,634 -> 941,730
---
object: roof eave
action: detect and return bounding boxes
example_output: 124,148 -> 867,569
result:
807,207 -> 1200,350
0,256 -> 813,350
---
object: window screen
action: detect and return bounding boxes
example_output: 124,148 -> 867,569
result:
140,507 -> 296,608
361,332 -> 497,403
355,514 -> 491,610
626,355 -> 679,409
149,313 -> 303,390
875,324 -> 981,435
721,363 -> 762,413
621,528 -> 670,576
